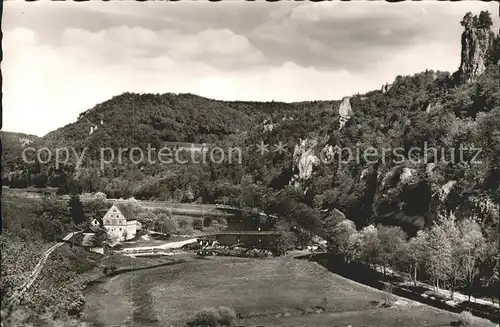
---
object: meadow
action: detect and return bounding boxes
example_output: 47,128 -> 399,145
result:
83,255 -> 495,327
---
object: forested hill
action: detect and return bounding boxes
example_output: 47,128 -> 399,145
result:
37,92 -> 338,150
1,131 -> 39,150
0,132 -> 39,169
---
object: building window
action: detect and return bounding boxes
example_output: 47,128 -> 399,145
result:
119,228 -> 122,231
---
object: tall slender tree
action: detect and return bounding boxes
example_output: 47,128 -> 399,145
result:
459,218 -> 486,301
426,218 -> 453,292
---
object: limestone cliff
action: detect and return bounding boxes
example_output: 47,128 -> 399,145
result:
338,97 -> 353,130
291,138 -> 319,182
456,12 -> 496,84
381,83 -> 392,94
263,119 -> 275,132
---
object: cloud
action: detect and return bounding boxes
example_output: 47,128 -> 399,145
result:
251,1 -> 499,70
2,26 -> 378,136
59,26 -> 264,69
2,1 -> 499,136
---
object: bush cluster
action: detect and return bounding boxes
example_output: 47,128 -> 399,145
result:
188,306 -> 237,327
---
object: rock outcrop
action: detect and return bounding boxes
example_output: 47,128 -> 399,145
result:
263,119 -> 274,132
338,97 -> 353,130
89,125 -> 98,135
456,12 -> 496,84
291,138 -> 319,181
425,102 -> 435,113
381,83 -> 392,94
320,145 -> 336,163
360,168 -> 370,181
438,180 -> 456,202
399,167 -> 416,184
18,137 -> 33,147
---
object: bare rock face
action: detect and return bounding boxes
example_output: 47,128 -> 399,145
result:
263,119 -> 274,132
360,168 -> 370,181
338,97 -> 353,130
292,138 -> 319,181
18,137 -> 33,147
439,180 -> 456,202
89,125 -> 98,135
320,145 -> 336,163
457,12 -> 496,84
381,83 -> 392,94
399,167 -> 416,184
425,102 -> 434,113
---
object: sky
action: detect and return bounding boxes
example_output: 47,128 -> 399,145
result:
2,1 -> 499,136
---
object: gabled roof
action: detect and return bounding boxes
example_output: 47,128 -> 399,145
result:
92,216 -> 104,225
112,203 -> 137,221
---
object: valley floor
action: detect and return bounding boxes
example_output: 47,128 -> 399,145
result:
82,255 -> 495,327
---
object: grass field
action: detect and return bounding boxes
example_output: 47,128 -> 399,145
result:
244,306 -> 495,327
83,255 -> 495,327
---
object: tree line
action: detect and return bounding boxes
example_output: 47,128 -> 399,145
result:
326,214 -> 499,303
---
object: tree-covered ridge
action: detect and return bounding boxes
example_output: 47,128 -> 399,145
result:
3,11 -> 499,233
1,131 -> 40,176
3,10 -> 500,327
38,92 -> 338,151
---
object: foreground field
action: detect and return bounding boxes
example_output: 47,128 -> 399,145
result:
244,306 -> 495,327
83,255 -> 494,326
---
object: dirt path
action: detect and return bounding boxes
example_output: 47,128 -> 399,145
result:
5,231 -> 81,306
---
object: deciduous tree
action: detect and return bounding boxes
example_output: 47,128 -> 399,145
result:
377,225 -> 407,276
459,218 -> 486,301
426,218 -> 453,292
407,230 -> 428,285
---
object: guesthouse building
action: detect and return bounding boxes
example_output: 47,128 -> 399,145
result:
102,203 -> 142,242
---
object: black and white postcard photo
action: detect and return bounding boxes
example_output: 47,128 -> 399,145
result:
1,1 -> 499,326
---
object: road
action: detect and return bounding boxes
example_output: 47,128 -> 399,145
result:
5,231 -> 81,307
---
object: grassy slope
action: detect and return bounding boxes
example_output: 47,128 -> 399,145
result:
82,256 -> 492,327
245,306 -> 495,327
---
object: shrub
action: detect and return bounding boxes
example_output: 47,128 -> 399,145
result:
215,216 -> 227,226
188,307 -> 237,326
217,306 -> 236,326
192,218 -> 204,231
178,217 -> 193,234
203,216 -> 213,227
94,192 -> 107,201
155,213 -> 178,234
320,296 -> 328,310
459,311 -> 474,325
190,307 -> 221,327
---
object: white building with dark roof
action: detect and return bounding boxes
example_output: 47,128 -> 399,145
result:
102,203 -> 141,242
